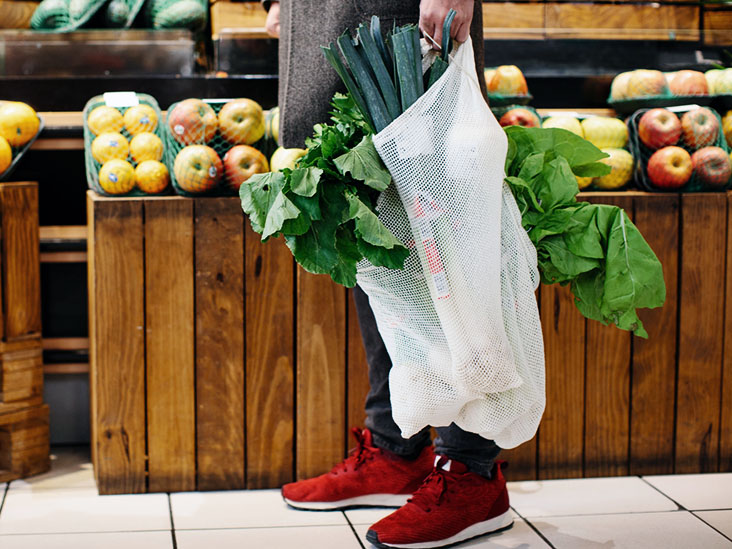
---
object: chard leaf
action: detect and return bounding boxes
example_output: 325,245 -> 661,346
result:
357,238 -> 409,269
240,172 -> 287,235
346,193 -> 404,249
334,135 -> 391,191
570,270 -> 605,323
536,157 -> 579,211
539,236 -> 600,278
505,134 -> 517,173
529,207 -> 574,244
330,224 -> 361,287
563,204 -> 604,259
262,192 -> 307,239
284,221 -> 339,275
602,208 -> 666,316
573,162 -> 611,178
289,193 -> 322,221
518,152 -> 545,182
290,167 -> 323,197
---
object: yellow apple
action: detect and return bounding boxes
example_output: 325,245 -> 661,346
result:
706,69 -> 723,95
270,147 -> 306,172
581,117 -> 628,149
593,148 -> 634,190
610,71 -> 632,100
542,116 -> 583,137
576,176 -> 593,190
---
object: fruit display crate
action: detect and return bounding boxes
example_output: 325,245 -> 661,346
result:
88,190 -> 732,494
629,105 -> 731,193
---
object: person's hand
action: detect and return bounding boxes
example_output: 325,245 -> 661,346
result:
265,1 -> 280,38
419,0 -> 473,49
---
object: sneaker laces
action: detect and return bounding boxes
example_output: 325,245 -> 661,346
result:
407,456 -> 450,512
331,427 -> 380,475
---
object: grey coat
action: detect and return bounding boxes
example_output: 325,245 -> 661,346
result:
276,0 -> 485,148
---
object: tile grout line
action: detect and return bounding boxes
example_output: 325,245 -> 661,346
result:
167,493 -> 178,549
509,505 -> 558,549
0,483 -> 9,517
637,475 -> 686,511
342,511 -> 367,549
690,511 -> 732,544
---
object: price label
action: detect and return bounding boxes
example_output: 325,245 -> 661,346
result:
103,92 -> 139,108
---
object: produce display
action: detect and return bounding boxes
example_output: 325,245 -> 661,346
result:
608,68 -> 725,114
164,97 -> 270,196
0,101 -> 44,181
495,105 -> 541,129
240,13 -> 665,337
484,65 -> 531,106
83,93 -> 170,196
629,105 -> 732,191
540,113 -> 633,191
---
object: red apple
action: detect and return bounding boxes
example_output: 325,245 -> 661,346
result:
681,107 -> 720,149
218,98 -> 266,145
638,108 -> 681,149
647,146 -> 693,188
223,145 -> 269,191
488,65 -> 528,96
691,146 -> 732,188
167,99 -> 217,145
627,69 -> 669,99
499,108 -> 540,128
669,70 -> 709,96
173,145 -> 222,193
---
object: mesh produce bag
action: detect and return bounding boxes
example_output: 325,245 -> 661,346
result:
628,105 -> 731,192
357,38 -> 545,449
163,98 -> 269,197
31,0 -> 107,31
0,106 -> 44,182
84,92 -> 170,196
105,0 -> 145,28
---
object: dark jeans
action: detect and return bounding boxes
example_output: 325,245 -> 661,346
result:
352,285 -> 501,478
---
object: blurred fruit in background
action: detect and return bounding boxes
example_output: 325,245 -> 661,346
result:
98,159 -> 136,195
218,98 -> 265,145
87,105 -> 124,136
581,117 -> 628,149
135,160 -> 170,194
265,107 -> 280,144
123,104 -> 158,135
668,70 -> 708,96
680,107 -> 719,149
168,99 -> 217,145
130,132 -> 164,163
91,132 -> 130,163
609,71 -> 632,100
626,69 -> 669,99
174,144 -> 222,193
0,102 -> 40,147
542,116 -> 583,137
270,147 -> 306,172
647,146 -> 692,188
576,176 -> 593,190
593,148 -> 634,190
223,145 -> 268,192
722,110 -> 732,148
638,108 -> 681,149
0,136 -> 12,174
691,146 -> 732,188
499,107 -> 540,128
487,65 -> 528,96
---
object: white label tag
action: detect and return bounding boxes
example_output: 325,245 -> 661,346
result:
104,92 -> 139,108
667,104 -> 700,113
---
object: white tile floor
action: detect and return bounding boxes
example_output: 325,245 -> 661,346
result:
0,447 -> 731,549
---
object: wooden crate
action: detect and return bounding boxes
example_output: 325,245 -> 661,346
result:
88,190 -> 732,494
0,339 -> 43,403
0,404 -> 50,482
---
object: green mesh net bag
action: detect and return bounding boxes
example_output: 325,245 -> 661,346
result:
84,93 -> 171,197
629,106 -> 731,192
31,0 -> 107,31
145,0 -> 207,32
163,98 -> 272,197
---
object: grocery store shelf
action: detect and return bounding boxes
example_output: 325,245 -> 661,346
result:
40,251 -> 88,263
44,363 -> 89,375
43,338 -> 89,351
40,225 -> 87,242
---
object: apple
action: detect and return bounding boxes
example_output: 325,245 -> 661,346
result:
706,69 -> 723,95
691,146 -> 732,188
580,116 -> 628,149
610,71 -> 632,100
218,98 -> 266,145
173,145 -> 222,193
483,68 -> 496,90
488,65 -> 528,96
542,116 -> 583,137
594,148 -> 635,190
270,146 -> 307,171
576,176 -> 593,190
716,68 -> 732,94
723,110 -> 732,147
638,108 -> 681,149
669,70 -> 709,96
167,98 -> 217,145
646,146 -> 692,188
626,69 -> 669,99
680,107 -> 719,149
498,107 -> 540,128
223,145 -> 269,191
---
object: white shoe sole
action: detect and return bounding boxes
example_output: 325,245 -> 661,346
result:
366,509 -> 514,548
283,493 -> 410,510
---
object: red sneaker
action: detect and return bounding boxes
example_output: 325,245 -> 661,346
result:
366,457 -> 513,548
281,427 -> 435,511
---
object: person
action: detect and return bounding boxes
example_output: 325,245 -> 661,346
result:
261,2 -> 513,547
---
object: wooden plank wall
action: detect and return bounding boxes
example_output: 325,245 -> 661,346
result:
89,191 -> 732,494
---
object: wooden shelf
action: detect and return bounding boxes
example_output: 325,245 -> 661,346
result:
40,225 -> 87,242
43,363 -> 89,375
42,338 -> 89,351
